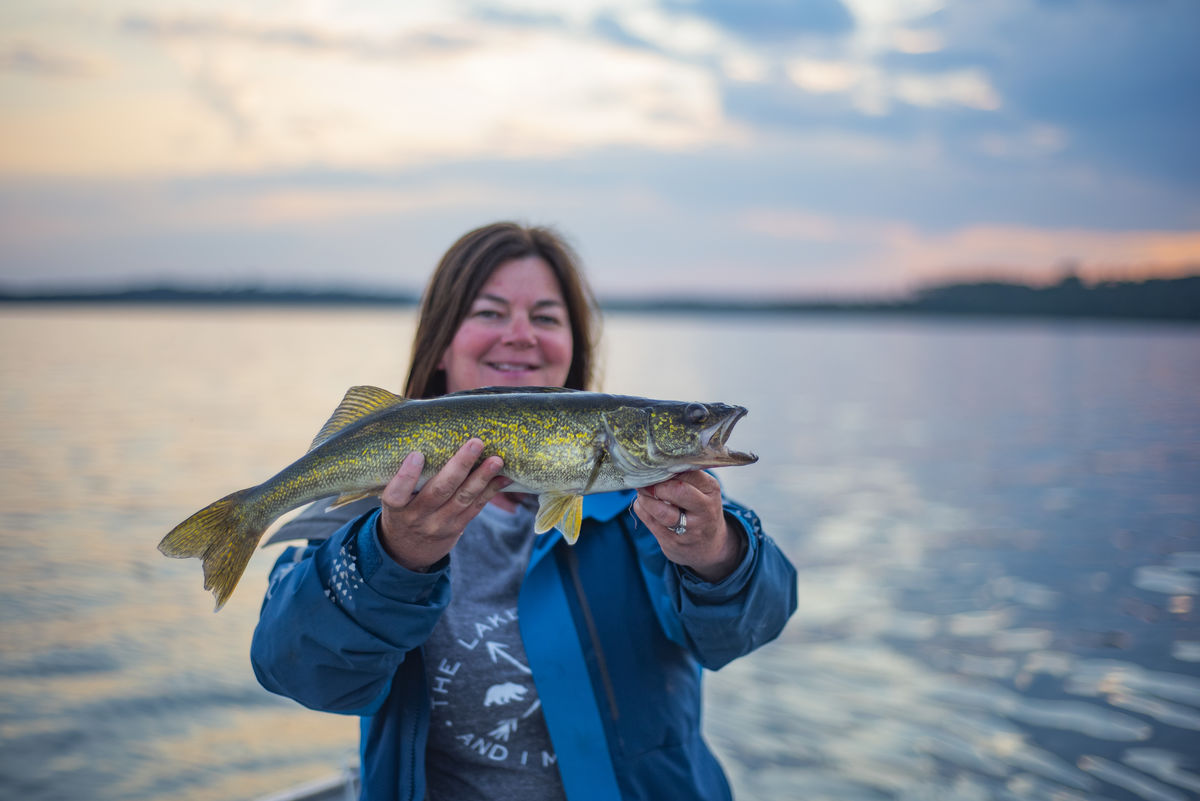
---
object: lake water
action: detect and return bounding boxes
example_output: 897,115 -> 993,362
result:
1,307 -> 1198,801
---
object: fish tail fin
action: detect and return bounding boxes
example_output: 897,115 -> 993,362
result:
158,487 -> 262,611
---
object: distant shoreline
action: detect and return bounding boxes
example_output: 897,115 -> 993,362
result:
1,275 -> 1197,322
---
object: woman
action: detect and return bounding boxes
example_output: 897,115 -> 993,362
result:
251,222 -> 797,801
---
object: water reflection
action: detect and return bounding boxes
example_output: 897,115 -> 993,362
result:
693,318 -> 1199,801
1,309 -> 1197,800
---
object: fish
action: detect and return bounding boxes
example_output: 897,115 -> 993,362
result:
159,385 -> 758,610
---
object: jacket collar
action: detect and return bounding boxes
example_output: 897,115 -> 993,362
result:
583,489 -> 636,522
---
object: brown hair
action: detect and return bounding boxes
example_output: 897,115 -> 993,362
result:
404,222 -> 601,398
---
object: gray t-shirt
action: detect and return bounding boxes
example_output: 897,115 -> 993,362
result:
422,500 -> 567,801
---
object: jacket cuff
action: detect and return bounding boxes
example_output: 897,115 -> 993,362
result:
320,508 -> 448,605
676,505 -> 760,603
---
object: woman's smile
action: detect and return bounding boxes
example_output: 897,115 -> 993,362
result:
439,255 -> 573,394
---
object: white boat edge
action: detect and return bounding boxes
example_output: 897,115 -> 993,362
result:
253,764 -> 360,801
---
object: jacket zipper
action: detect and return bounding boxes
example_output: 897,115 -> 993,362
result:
562,545 -> 621,725
407,712 -> 419,801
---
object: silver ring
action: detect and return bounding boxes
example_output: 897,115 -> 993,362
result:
670,510 -> 687,535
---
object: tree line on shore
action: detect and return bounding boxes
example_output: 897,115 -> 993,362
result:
1,273 -> 1197,321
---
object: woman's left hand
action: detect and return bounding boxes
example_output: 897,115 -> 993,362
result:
634,470 -> 746,583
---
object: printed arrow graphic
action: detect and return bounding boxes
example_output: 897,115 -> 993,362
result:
489,719 -> 518,741
486,641 -> 532,675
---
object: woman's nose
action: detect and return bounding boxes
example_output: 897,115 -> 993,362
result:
503,314 -> 537,346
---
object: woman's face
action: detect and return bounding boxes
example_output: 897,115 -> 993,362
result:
439,256 -> 574,394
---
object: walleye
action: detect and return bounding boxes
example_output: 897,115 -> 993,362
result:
160,386 -> 757,610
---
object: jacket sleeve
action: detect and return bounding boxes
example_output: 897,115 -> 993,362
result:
250,508 -> 449,715
663,499 -> 798,670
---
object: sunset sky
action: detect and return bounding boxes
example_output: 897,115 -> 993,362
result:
2,0 -> 1198,298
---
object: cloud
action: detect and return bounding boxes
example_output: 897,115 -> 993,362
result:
119,13 -> 477,61
592,7 -> 726,57
0,175 -> 525,289
739,208 -> 896,243
894,0 -> 1200,187
2,156 -> 1196,298
647,0 -> 1004,124
716,0 -> 1198,212
741,208 -> 1200,287
891,68 -> 999,111
0,177 -> 528,247
893,225 -> 1200,284
0,40 -> 101,78
1,0 -> 1196,297
783,58 -> 999,115
1,11 -> 739,177
972,124 -> 1067,160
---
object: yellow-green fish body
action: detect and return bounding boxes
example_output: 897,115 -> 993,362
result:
160,385 -> 757,609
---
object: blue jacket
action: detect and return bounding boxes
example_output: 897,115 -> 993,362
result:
251,490 -> 796,801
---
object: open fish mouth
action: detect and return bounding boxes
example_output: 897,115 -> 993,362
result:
701,405 -> 758,466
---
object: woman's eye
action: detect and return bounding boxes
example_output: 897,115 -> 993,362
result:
534,314 -> 563,326
473,309 -> 502,319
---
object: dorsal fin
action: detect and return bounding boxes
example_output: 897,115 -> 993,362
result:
442,385 -> 579,398
309,385 -> 408,452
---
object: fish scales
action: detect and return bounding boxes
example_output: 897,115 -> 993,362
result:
159,385 -> 757,610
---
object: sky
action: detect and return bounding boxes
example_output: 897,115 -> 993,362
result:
1,0 -> 1198,299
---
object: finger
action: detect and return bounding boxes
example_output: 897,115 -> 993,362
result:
634,491 -> 683,530
476,472 -> 513,506
443,472 -> 513,528
450,455 -> 507,512
382,451 -> 425,507
676,469 -> 722,497
419,438 -> 485,507
642,479 -> 701,518
657,471 -> 720,508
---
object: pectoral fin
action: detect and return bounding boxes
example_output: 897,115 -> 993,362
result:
582,436 -> 607,493
535,492 -> 584,544
327,488 -> 383,509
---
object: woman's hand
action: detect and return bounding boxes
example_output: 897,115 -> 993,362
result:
378,438 -> 511,572
633,471 -> 746,582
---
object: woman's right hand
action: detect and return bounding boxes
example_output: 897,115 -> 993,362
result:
377,438 -> 510,572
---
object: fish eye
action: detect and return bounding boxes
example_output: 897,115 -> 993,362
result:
684,403 -> 708,425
